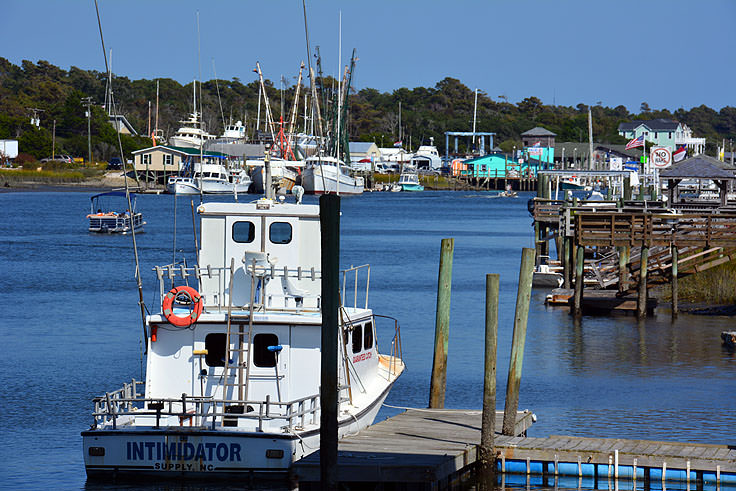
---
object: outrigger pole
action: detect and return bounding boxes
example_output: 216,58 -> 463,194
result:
94,0 -> 148,353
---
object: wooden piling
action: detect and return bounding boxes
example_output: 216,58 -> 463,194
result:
502,248 -> 535,436
319,194 -> 340,490
573,245 -> 584,317
623,177 -> 632,201
637,245 -> 649,318
671,245 -> 678,317
618,246 -> 629,293
562,237 -> 571,289
429,238 -> 454,409
534,222 -> 542,263
480,274 -> 499,469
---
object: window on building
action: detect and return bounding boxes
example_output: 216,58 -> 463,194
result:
163,154 -> 173,166
352,324 -> 362,353
232,221 -> 255,243
669,132 -> 672,139
204,333 -> 227,367
253,333 -> 279,367
142,154 -> 151,166
363,322 -> 373,350
654,132 -> 658,138
269,222 -> 292,244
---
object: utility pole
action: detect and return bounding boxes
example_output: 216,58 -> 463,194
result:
52,120 -> 56,159
82,97 -> 93,165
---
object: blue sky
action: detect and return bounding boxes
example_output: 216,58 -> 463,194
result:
2,0 -> 734,112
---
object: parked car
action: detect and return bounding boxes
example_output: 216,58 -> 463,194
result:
107,157 -> 123,170
41,155 -> 74,164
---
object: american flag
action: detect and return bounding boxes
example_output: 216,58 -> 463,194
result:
625,135 -> 645,150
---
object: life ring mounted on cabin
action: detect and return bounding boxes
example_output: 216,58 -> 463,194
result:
162,286 -> 203,327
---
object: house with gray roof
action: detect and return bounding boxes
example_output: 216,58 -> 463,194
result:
617,118 -> 705,154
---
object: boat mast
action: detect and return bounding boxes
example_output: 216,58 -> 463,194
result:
336,10 -> 341,195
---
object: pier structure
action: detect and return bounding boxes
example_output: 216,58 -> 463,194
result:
444,131 -> 495,161
293,408 -> 736,489
531,179 -> 736,316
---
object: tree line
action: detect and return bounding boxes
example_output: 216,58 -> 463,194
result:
1,58 -> 734,161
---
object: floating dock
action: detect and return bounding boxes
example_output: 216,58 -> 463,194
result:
292,408 -> 736,489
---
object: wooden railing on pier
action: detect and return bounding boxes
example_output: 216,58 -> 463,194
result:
575,212 -> 736,248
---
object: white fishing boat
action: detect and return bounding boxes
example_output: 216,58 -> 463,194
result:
87,191 -> 145,234
167,161 -> 252,195
301,156 -> 364,195
397,170 -> 424,192
82,196 -> 404,479
409,144 -> 442,171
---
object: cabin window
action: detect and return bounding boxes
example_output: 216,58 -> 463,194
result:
269,222 -> 292,244
142,154 -> 151,166
163,154 -> 173,166
363,322 -> 374,349
232,221 -> 255,243
204,333 -> 227,367
352,324 -> 362,353
253,333 -> 279,367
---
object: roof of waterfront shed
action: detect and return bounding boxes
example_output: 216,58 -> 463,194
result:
618,118 -> 680,132
659,154 -> 736,179
521,126 -> 556,137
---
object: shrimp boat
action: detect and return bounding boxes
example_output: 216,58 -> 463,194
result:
82,194 -> 404,479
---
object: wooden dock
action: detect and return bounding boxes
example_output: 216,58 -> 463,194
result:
293,408 -> 534,487
292,408 -> 736,489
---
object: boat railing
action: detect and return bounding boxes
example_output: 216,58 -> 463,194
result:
154,262 -> 370,312
154,262 -> 324,312
341,264 -> 370,310
92,380 -> 339,431
373,314 -> 403,377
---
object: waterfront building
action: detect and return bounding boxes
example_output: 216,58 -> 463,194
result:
617,119 -> 705,154
522,127 -> 556,165
131,145 -> 227,183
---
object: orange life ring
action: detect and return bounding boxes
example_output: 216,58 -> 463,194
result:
162,286 -> 203,327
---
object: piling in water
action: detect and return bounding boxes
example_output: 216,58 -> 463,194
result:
502,248 -> 534,436
319,194 -> 340,490
429,238 -> 454,409
480,274 -> 499,468
671,246 -> 678,317
638,245 -> 649,318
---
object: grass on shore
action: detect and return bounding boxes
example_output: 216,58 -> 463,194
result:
0,165 -> 105,184
660,260 -> 736,305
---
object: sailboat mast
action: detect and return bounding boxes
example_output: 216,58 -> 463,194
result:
588,106 -> 594,171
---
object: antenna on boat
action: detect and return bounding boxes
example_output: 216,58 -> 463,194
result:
196,11 -> 204,203
302,0 -> 327,191
94,0 -> 148,353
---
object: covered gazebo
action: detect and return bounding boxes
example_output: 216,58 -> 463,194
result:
659,155 -> 736,207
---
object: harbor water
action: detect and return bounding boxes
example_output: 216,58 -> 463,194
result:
1,189 -> 735,489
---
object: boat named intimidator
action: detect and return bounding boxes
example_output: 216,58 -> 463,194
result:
82,195 -> 404,479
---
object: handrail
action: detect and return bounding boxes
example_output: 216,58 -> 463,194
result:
341,264 -> 370,309
91,379 -> 325,431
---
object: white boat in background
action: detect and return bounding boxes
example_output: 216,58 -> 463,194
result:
168,83 -> 216,149
302,156 -> 364,195
410,144 -> 442,170
82,196 -> 405,479
398,170 -> 424,192
166,161 -> 252,195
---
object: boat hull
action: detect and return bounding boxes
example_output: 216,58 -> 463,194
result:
166,177 -> 251,195
82,381 -> 394,479
302,168 -> 363,195
400,183 -> 424,192
88,213 -> 145,234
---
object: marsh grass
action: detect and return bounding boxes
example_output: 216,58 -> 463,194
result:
660,260 -> 736,304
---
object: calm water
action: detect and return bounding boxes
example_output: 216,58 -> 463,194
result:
1,189 -> 735,490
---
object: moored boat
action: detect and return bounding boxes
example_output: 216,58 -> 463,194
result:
301,156 -> 364,195
397,170 -> 424,192
166,161 -> 252,195
82,196 -> 404,480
